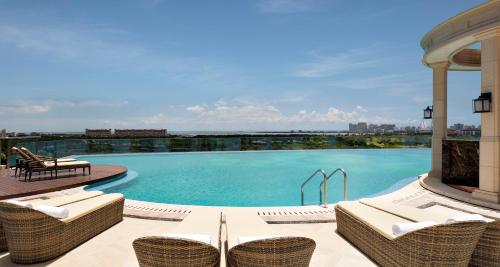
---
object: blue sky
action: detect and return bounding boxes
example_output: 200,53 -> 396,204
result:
0,0 -> 485,132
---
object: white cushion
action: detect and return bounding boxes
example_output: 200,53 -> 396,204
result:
161,233 -> 211,245
5,200 -> 33,208
392,221 -> 437,236
446,214 -> 488,223
238,235 -> 281,245
34,205 -> 69,219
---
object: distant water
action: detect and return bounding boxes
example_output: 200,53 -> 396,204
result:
81,148 -> 430,207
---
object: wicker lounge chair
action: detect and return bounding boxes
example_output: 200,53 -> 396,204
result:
360,198 -> 500,267
20,147 -> 76,163
0,193 -> 124,264
133,209 -> 221,267
0,190 -> 104,252
225,210 -> 316,267
335,201 -> 488,267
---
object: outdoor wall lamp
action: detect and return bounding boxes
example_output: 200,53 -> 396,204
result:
473,92 -> 492,113
423,106 -> 433,119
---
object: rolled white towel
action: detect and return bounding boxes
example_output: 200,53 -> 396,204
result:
161,233 -> 211,245
5,199 -> 33,208
446,214 -> 487,223
34,205 -> 69,219
392,221 -> 437,236
238,235 -> 282,245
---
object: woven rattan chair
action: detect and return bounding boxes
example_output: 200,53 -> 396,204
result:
0,193 -> 124,264
335,201 -> 488,267
360,198 -> 500,267
133,209 -> 221,267
0,190 -> 104,252
470,220 -> 500,267
225,210 -> 316,267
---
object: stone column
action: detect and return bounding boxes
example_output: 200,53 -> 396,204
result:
429,62 -> 449,179
473,27 -> 500,203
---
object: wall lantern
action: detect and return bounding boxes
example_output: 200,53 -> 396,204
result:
473,92 -> 492,113
423,106 -> 433,119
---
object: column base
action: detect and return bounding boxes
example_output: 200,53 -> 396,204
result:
472,189 -> 500,204
428,169 -> 442,180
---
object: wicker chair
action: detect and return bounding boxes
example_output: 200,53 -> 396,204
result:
225,210 -> 316,267
133,209 -> 221,267
0,193 -> 124,264
0,190 -> 104,252
227,237 -> 316,267
360,198 -> 500,267
470,221 -> 500,267
335,202 -> 488,267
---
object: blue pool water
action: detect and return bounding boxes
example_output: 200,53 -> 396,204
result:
80,149 -> 430,207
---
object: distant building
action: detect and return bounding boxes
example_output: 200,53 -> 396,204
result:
0,129 -> 6,137
114,129 -> 167,137
379,124 -> 396,133
85,129 -> 112,137
349,122 -> 368,133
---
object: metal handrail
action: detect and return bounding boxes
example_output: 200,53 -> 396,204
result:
300,169 -> 327,206
319,168 -> 347,205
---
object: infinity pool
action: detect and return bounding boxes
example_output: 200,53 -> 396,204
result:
80,149 -> 430,207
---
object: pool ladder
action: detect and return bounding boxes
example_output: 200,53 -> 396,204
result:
300,168 -> 347,208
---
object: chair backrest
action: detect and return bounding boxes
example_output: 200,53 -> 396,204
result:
20,147 -> 41,162
11,147 -> 31,161
133,236 -> 220,267
227,236 -> 316,267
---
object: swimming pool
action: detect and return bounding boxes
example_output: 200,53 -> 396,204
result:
80,149 -> 430,207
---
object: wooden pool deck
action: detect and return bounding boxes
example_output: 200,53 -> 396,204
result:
0,165 -> 127,200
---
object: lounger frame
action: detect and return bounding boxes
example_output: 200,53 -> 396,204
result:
0,197 -> 124,264
335,205 -> 487,267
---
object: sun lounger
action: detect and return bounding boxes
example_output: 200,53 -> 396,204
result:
133,209 -> 222,267
12,147 -> 90,181
0,190 -> 104,252
225,209 -> 315,267
20,147 -> 76,163
335,201 -> 488,266
360,198 -> 500,267
0,193 -> 124,264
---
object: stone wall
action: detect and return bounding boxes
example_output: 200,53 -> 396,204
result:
442,140 -> 479,186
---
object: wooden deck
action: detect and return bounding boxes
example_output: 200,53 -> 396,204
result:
0,165 -> 127,200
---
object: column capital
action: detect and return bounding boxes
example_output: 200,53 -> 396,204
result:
473,26 -> 500,41
428,61 -> 450,69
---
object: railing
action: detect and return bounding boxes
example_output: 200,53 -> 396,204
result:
300,169 -> 327,207
301,168 -> 347,208
319,168 -> 347,206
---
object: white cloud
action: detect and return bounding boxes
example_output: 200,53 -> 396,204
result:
186,105 -> 207,113
328,72 -> 428,91
294,47 -> 383,78
191,101 -> 284,123
257,0 -> 324,14
0,104 -> 51,114
0,99 -> 128,115
186,101 -> 367,125
0,24 -> 227,82
288,105 -> 367,123
142,113 -> 168,125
